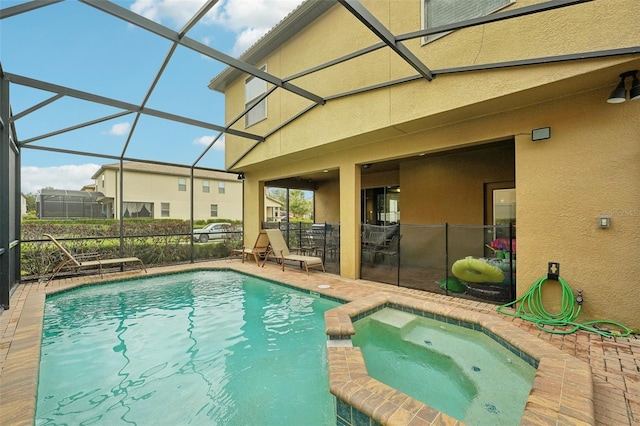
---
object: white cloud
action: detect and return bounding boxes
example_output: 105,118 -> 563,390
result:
107,122 -> 131,136
201,35 -> 213,46
232,27 -> 270,57
131,0 -> 206,27
130,0 -> 302,56
21,164 -> 101,194
194,134 -> 225,151
209,0 -> 303,56
205,0 -> 302,31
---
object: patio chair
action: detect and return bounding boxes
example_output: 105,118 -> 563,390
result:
263,229 -> 325,275
238,230 -> 272,265
361,230 -> 386,264
43,233 -> 147,282
375,233 -> 400,267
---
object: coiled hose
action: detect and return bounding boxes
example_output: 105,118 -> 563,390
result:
497,276 -> 632,338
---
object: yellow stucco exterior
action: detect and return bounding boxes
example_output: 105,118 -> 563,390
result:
213,0 -> 640,327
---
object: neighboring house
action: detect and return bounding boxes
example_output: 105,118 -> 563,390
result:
209,0 -> 640,327
91,162 -> 243,221
20,193 -> 27,217
264,191 -> 284,221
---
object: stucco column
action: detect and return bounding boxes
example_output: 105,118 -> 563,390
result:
339,163 -> 361,279
243,176 -> 264,246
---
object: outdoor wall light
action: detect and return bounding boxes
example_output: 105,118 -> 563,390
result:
531,127 -> 551,141
237,172 -> 245,180
607,70 -> 640,103
597,215 -> 611,229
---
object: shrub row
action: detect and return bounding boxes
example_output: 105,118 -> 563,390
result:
21,219 -> 243,279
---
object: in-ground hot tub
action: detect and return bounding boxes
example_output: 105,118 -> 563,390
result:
351,308 -> 535,424
324,292 -> 594,425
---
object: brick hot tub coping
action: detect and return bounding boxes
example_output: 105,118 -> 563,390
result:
324,292 -> 594,426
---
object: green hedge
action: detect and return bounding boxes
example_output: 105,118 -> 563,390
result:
21,219 -> 243,279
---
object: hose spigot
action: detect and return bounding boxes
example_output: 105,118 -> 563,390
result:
576,289 -> 583,306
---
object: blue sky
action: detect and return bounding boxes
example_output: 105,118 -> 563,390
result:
1,0 -> 303,193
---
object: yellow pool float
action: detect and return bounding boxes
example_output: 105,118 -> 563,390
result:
452,257 -> 505,283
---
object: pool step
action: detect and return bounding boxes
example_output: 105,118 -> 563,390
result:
367,309 -> 415,330
367,309 -> 453,351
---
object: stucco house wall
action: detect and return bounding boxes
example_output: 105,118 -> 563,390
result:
314,179 -> 341,224
211,0 -> 640,327
20,193 -> 27,217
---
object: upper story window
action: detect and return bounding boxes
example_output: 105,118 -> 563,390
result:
218,181 -> 225,194
424,0 -> 512,42
178,178 -> 187,191
245,65 -> 267,127
202,180 -> 210,193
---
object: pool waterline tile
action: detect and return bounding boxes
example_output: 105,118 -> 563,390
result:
1,260 -> 638,425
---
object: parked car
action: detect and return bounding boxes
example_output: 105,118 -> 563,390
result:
193,222 -> 232,243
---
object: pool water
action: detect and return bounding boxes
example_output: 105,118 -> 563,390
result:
352,308 -> 535,425
36,270 -> 341,425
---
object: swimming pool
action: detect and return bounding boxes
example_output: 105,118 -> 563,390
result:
36,270 -> 341,425
352,308 -> 535,425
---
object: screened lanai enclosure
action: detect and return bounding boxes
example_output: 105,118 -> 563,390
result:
36,189 -> 105,219
2,0 -> 639,310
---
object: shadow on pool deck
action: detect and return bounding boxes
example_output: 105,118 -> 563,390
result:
1,259 -> 638,425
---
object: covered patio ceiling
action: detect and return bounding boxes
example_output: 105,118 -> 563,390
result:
2,0 -> 638,175
263,139 -> 516,191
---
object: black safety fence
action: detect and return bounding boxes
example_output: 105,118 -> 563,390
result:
22,219 -> 514,306
360,223 -> 516,304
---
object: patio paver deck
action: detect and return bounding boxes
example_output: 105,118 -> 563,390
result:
1,260 -> 638,425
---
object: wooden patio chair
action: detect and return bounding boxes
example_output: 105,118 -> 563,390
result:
238,230 -> 272,265
263,229 -> 325,275
43,233 -> 147,282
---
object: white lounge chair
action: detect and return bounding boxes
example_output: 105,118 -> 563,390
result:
263,229 -> 325,275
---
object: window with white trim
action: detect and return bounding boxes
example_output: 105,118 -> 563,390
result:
210,204 -> 218,217
123,202 -> 154,218
161,202 -> 170,218
245,65 -> 267,127
202,180 -> 210,193
178,178 -> 187,191
218,181 -> 225,194
424,0 -> 512,42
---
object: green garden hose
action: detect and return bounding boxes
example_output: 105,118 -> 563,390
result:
497,276 -> 632,338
